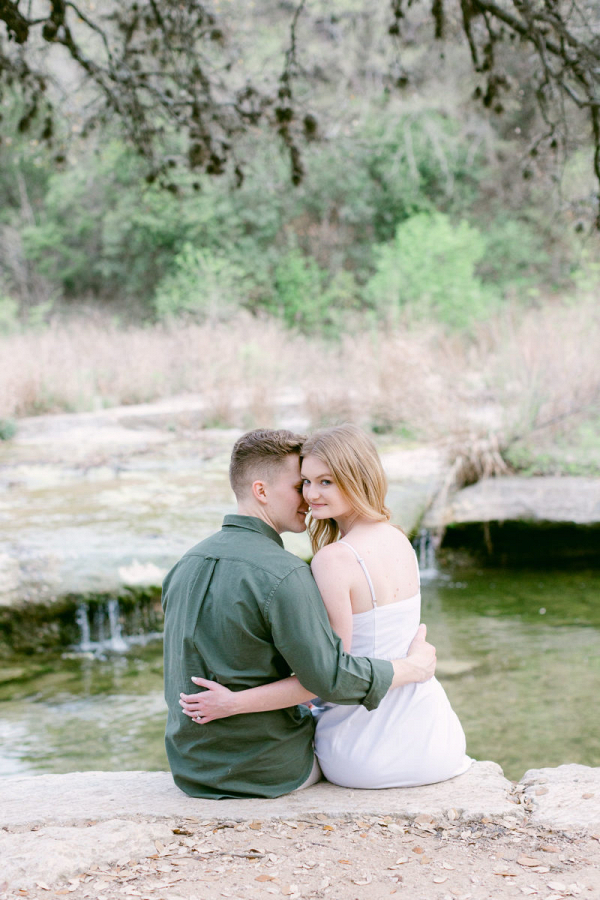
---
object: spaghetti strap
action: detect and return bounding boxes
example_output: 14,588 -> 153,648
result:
338,540 -> 377,609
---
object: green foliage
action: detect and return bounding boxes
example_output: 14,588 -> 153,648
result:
26,300 -> 54,330
270,251 -> 328,330
505,419 -> 600,477
265,251 -> 361,332
366,212 -> 497,329
0,418 -> 17,441
572,251 -> 600,294
0,293 -> 19,334
0,95 -> 54,225
154,244 -> 249,320
5,87 -> 596,332
21,153 -> 117,296
478,216 -> 551,290
286,109 -> 486,277
20,140 -> 288,308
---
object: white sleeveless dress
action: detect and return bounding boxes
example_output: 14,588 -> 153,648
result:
314,541 -> 472,789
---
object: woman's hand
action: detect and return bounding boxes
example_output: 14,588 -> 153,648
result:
179,677 -> 241,724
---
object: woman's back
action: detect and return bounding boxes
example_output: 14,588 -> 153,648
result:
313,524 -> 472,788
316,521 -> 420,616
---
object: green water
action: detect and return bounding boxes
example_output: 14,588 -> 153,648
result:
1,565 -> 599,782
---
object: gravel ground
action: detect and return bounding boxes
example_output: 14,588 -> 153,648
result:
2,815 -> 599,900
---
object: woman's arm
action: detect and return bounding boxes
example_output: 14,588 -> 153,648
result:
309,546 -> 354,651
180,547 -> 354,725
311,545 -> 436,688
180,675 -> 315,723
180,548 -> 435,724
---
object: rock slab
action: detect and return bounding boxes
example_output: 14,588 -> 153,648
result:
0,819 -> 174,890
520,763 -> 600,831
2,764 -> 600,892
432,476 -> 600,527
0,762 -> 516,829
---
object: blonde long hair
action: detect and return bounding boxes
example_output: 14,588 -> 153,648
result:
302,424 -> 391,553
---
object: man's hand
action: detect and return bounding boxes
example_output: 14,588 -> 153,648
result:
390,624 -> 436,689
179,677 -> 241,724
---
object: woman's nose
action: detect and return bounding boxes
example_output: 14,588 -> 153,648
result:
304,483 -> 318,501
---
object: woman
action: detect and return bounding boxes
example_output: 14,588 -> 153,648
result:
181,424 -> 471,788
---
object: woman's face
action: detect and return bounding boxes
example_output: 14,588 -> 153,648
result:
301,454 -> 354,520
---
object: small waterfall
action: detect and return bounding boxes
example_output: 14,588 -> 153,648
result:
74,604 -> 94,652
94,605 -> 106,646
416,528 -> 438,582
68,596 -> 163,656
107,598 -> 128,652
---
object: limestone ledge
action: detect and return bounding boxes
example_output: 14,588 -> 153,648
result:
1,762 -> 599,890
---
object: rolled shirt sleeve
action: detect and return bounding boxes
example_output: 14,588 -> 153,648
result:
265,566 -> 393,710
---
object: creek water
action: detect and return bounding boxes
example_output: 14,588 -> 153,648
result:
1,564 -> 599,782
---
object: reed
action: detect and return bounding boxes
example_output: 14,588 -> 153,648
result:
3,300 -> 598,466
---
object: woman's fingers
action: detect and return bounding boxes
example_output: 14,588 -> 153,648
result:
178,678 -> 238,722
179,699 -> 214,723
179,691 -> 204,704
179,699 -> 205,715
190,676 -> 219,689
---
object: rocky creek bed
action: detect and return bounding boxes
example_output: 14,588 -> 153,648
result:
1,764 -> 600,900
2,397 -> 600,898
2,395 -> 600,620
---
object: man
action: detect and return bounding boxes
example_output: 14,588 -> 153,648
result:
162,428 -> 435,799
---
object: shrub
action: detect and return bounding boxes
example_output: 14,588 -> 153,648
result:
0,293 -> 19,334
478,215 -> 551,291
365,212 -> 497,329
0,418 -> 17,440
21,140 -> 287,310
270,251 -> 328,330
153,244 -> 248,320
265,251 -> 362,333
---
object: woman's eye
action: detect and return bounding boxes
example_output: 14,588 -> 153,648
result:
321,480 -> 331,486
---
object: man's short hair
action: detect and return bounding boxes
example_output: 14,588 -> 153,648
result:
229,429 -> 306,498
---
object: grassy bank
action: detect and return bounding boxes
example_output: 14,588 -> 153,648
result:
4,297 -> 599,475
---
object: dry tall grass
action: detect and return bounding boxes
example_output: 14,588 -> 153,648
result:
2,300 -> 599,462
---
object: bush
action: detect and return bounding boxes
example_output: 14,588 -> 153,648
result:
365,212 -> 497,329
21,140 -> 288,310
478,215 -> 551,291
270,251 -> 329,330
0,418 -> 17,441
0,294 -> 19,334
154,244 -> 251,321
265,251 -> 362,333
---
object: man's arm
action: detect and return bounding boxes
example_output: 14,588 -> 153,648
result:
265,566 -> 393,709
179,623 -> 435,723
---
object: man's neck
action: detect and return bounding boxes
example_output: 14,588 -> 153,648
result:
236,504 -> 281,534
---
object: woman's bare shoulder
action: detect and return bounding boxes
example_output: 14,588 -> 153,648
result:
349,521 -> 412,549
311,542 -> 350,565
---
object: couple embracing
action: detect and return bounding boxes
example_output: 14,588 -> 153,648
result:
162,424 -> 471,799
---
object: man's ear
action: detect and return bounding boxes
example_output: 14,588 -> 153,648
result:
251,479 -> 268,505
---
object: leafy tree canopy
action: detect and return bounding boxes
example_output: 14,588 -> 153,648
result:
1,0 -> 599,221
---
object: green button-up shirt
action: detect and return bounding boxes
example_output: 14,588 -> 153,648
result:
162,515 -> 393,799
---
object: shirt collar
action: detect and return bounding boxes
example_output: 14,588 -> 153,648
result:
222,514 -> 284,548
